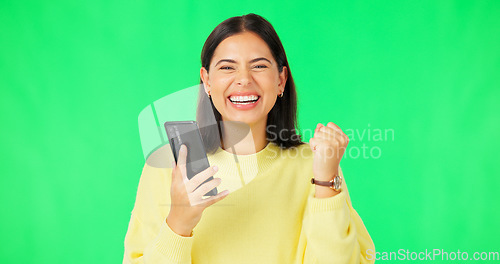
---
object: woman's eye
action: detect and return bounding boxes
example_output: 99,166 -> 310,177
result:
220,66 -> 233,70
255,65 -> 268,69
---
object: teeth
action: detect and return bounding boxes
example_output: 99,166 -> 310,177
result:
229,95 -> 259,102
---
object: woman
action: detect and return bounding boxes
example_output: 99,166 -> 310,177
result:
123,13 -> 375,263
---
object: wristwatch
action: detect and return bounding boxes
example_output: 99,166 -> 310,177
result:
311,174 -> 342,191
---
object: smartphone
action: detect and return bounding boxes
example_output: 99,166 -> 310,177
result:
164,121 -> 218,197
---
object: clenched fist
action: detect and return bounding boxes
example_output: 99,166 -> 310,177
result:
309,122 -> 349,181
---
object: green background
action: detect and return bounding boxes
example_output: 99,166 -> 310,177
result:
1,1 -> 499,263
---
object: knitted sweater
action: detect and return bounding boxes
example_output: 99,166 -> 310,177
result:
123,141 -> 375,263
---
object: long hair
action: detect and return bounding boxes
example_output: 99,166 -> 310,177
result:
197,13 -> 304,153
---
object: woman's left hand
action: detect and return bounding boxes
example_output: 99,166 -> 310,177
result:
309,122 -> 349,181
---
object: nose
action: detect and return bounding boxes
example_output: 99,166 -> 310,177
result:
235,69 -> 250,86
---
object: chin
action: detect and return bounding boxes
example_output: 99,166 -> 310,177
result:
222,115 -> 261,126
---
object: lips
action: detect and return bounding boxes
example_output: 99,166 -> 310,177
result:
227,91 -> 260,97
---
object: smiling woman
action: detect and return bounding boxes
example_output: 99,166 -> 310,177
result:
196,15 -> 303,154
123,13 -> 375,264
199,30 -> 290,152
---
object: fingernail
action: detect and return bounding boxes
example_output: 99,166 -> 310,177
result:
213,166 -> 219,172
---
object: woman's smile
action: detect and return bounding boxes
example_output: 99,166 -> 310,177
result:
227,91 -> 262,110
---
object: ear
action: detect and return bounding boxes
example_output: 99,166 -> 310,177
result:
200,67 -> 210,93
278,66 -> 288,89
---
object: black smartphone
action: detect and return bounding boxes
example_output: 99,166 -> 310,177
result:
164,121 -> 218,197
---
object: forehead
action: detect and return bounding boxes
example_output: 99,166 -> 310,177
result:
212,32 -> 274,63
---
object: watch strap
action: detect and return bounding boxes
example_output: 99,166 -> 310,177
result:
310,175 -> 342,191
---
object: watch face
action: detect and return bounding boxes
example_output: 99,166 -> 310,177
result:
333,176 -> 342,190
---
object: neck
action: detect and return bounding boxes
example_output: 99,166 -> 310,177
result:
220,119 -> 268,155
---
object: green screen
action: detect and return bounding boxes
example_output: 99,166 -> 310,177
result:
1,1 -> 499,263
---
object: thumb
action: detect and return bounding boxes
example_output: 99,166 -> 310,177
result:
178,144 -> 187,170
171,160 -> 178,183
177,144 -> 188,182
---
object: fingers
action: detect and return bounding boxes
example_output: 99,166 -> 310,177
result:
309,137 -> 327,152
327,122 -> 348,143
311,122 -> 350,152
201,189 -> 230,207
314,125 -> 341,141
315,123 -> 324,133
186,166 -> 219,193
174,145 -> 227,207
316,129 -> 349,146
320,122 -> 341,134
315,129 -> 342,140
326,121 -> 341,130
316,122 -> 342,134
191,177 -> 222,198
316,122 -> 348,140
315,123 -> 341,139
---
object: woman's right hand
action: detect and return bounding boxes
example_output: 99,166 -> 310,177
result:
166,144 -> 230,237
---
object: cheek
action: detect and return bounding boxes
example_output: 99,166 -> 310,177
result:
261,93 -> 278,110
254,71 -> 279,87
211,73 -> 233,86
209,74 -> 232,103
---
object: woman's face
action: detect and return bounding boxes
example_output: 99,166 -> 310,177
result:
200,31 -> 287,126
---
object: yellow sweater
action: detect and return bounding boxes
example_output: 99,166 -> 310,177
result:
123,141 -> 375,263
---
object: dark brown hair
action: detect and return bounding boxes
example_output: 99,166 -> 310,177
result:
197,13 -> 304,153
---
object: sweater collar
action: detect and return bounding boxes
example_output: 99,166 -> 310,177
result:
207,141 -> 282,184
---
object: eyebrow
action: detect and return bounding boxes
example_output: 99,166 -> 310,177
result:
214,57 -> 272,67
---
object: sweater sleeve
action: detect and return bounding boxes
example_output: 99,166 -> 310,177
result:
122,163 -> 195,264
300,166 -> 375,264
